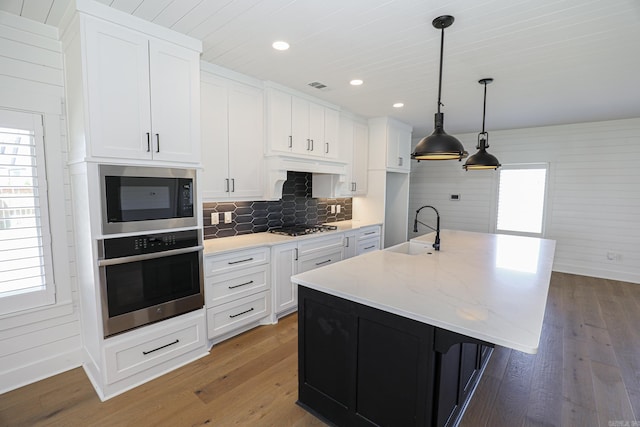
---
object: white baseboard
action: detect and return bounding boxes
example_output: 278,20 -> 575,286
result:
553,264 -> 640,285
0,347 -> 82,395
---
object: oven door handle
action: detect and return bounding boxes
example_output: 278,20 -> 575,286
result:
98,245 -> 204,267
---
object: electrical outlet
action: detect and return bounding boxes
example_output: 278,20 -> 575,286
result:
336,205 -> 341,213
211,212 -> 219,225
330,205 -> 336,214
224,212 -> 232,224
606,251 -> 623,262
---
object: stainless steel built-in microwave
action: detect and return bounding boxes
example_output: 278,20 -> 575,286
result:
100,165 -> 197,235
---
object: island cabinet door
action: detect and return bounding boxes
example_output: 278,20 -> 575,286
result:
433,335 -> 485,427
298,286 -> 436,426
298,286 -> 358,426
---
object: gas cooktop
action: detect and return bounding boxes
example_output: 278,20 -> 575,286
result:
269,224 -> 338,237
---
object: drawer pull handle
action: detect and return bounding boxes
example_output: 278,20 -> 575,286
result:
315,259 -> 332,266
228,280 -> 254,289
364,245 -> 376,250
142,339 -> 179,355
364,231 -> 376,235
230,307 -> 254,318
228,257 -> 254,265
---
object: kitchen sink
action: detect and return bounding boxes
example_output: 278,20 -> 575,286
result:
385,241 -> 434,256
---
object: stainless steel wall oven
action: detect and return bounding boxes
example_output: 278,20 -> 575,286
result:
98,229 -> 204,337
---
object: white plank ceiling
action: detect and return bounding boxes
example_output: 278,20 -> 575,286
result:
2,0 -> 640,137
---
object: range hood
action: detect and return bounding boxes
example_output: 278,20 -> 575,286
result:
266,155 -> 347,200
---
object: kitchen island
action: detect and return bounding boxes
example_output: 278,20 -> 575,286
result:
291,230 -> 556,426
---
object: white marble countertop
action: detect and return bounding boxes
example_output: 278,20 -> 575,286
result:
291,229 -> 556,354
203,220 -> 382,256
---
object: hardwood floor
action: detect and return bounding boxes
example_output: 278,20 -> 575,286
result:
0,272 -> 638,426
461,272 -> 640,427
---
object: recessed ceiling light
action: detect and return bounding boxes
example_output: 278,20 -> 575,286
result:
393,103 -> 404,108
350,79 -> 364,86
272,41 -> 290,51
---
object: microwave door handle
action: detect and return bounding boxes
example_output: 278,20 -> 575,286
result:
98,245 -> 203,267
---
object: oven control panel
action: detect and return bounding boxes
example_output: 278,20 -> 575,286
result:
102,229 -> 199,259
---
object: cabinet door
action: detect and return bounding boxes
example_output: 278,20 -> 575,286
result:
84,18 -> 152,160
200,77 -> 230,200
308,102 -> 325,156
343,231 -> 357,259
352,121 -> 369,194
149,39 -> 200,163
266,89 -> 293,153
386,124 -> 411,172
323,108 -> 339,158
228,82 -> 265,199
272,243 -> 298,314
291,96 -> 311,155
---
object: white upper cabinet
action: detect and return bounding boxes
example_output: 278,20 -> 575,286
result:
266,87 -> 340,159
352,120 -> 369,192
148,41 -> 200,163
323,107 -> 340,159
69,15 -> 201,164
267,88 -> 294,153
368,117 -> 412,173
200,70 -> 265,201
338,113 -> 368,196
386,121 -> 412,172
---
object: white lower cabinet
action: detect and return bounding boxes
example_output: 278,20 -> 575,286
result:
356,225 -> 382,255
343,230 -> 358,259
272,233 -> 345,318
104,310 -> 206,384
206,291 -> 270,338
204,247 -> 271,341
271,242 -> 298,315
298,247 -> 344,273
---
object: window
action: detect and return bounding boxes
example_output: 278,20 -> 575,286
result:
495,164 -> 548,236
0,109 -> 55,314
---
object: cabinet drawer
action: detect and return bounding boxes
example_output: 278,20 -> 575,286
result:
358,225 -> 381,241
298,248 -> 344,274
104,311 -> 206,384
205,264 -> 269,308
357,237 -> 380,255
205,247 -> 269,276
297,234 -> 344,257
207,291 -> 271,339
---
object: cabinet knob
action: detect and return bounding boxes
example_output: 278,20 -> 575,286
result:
156,134 -> 160,153
146,132 -> 150,152
398,157 -> 403,166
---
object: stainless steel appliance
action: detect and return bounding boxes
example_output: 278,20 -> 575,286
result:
100,165 -> 196,235
97,229 -> 204,337
269,224 -> 338,236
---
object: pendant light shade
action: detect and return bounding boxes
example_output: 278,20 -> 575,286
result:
464,78 -> 501,170
412,15 -> 466,162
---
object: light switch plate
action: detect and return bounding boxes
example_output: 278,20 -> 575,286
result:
336,205 -> 341,213
211,212 -> 219,225
224,212 -> 232,223
330,205 -> 336,214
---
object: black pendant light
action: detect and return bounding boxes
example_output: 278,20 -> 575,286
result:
411,15 -> 467,162
463,78 -> 501,171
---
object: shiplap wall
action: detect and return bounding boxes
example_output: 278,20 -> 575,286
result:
409,118 -> 640,284
0,11 -> 81,394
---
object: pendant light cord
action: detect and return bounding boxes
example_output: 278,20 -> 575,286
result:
437,27 -> 445,114
481,81 -> 487,134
